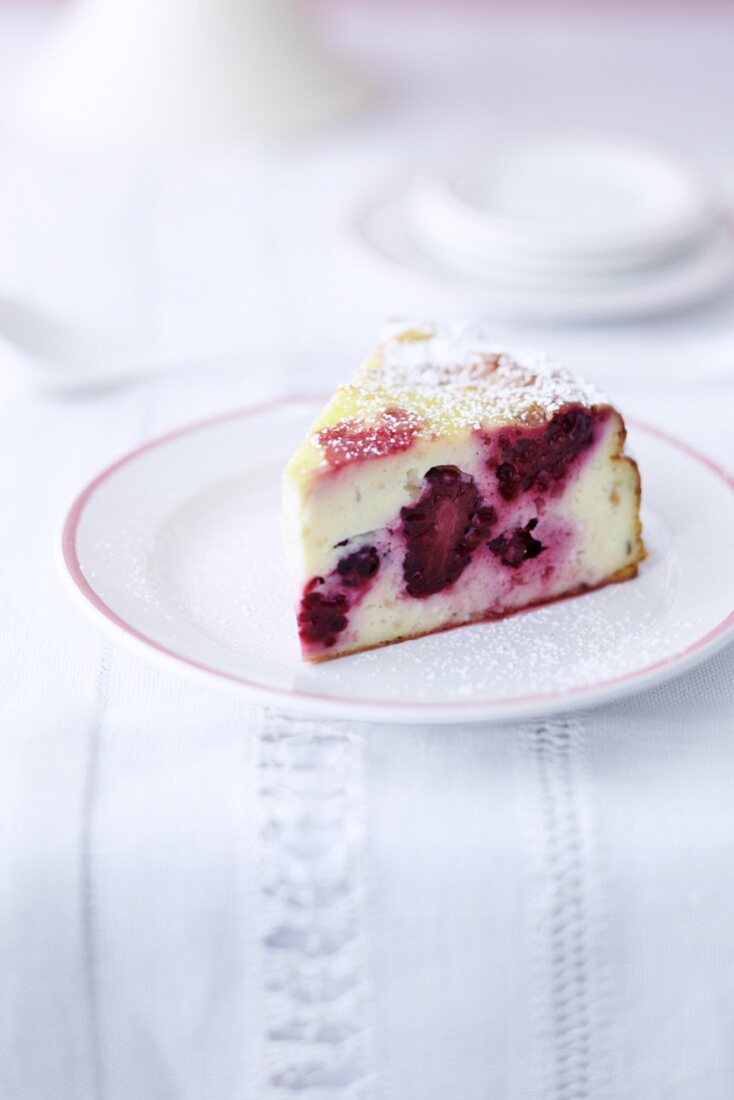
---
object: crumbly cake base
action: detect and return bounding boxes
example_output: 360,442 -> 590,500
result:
303,560 -> 642,664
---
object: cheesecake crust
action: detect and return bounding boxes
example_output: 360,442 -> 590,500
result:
303,560 -> 643,664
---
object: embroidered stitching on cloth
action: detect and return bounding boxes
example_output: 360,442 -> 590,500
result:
522,714 -> 610,1100
257,712 -> 371,1098
82,641 -> 112,1100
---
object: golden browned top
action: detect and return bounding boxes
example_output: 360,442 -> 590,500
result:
286,321 -> 609,481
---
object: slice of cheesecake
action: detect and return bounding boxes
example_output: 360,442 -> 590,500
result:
282,321 -> 645,662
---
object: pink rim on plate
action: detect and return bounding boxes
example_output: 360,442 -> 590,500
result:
60,395 -> 734,720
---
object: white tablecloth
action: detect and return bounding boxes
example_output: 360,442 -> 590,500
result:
1,4 -> 734,1098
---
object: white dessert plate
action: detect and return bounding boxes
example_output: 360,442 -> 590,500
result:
60,395 -> 734,725
409,136 -> 714,267
355,183 -> 734,323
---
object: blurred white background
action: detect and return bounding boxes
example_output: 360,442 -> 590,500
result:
0,0 -> 734,398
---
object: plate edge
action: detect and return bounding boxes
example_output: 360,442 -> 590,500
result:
58,398 -> 734,724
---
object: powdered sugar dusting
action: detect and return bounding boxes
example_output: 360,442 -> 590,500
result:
303,321 -> 610,470
374,319 -> 608,424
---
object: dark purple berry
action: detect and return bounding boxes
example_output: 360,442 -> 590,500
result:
298,591 -> 349,644
489,520 -> 544,568
489,404 -> 596,500
401,466 -> 481,597
336,545 -> 380,588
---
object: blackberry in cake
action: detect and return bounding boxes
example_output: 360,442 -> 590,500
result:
282,321 -> 645,662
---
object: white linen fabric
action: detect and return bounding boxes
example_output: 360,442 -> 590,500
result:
1,5 -> 734,1099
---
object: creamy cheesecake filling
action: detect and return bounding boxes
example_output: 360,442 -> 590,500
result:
293,404 -> 641,659
283,322 -> 645,662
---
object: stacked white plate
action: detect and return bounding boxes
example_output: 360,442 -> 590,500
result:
357,133 -> 734,323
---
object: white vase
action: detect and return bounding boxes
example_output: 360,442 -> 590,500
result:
20,0 -> 367,148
